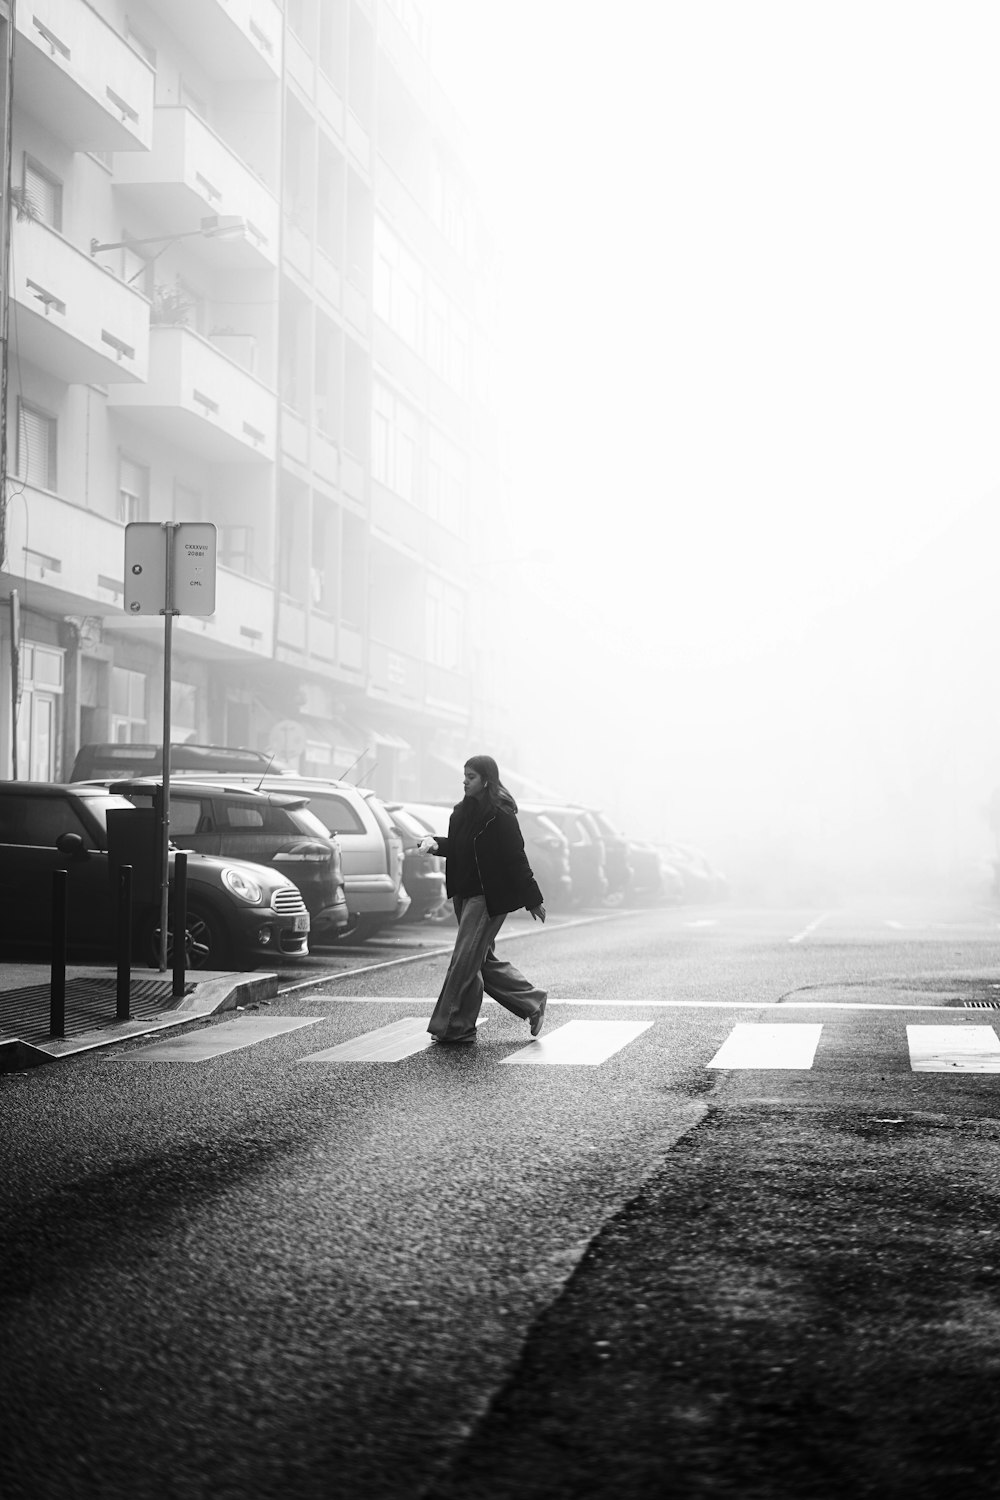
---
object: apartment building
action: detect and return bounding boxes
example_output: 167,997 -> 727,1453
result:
0,0 -> 499,803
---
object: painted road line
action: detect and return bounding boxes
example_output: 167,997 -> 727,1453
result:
105,1016 -> 322,1062
299,1017 -> 435,1062
788,914 -> 831,945
707,1023 -> 824,1069
501,1020 -> 653,1067
280,997 -> 978,1014
906,1024 -> 1000,1073
298,1015 -> 489,1062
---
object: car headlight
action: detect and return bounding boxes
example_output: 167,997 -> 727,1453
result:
222,867 -> 264,905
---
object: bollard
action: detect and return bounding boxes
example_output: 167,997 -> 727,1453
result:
50,869 -> 67,1039
172,851 -> 188,999
116,864 -> 133,1021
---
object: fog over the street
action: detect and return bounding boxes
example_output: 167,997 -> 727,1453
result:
428,0 -> 1000,900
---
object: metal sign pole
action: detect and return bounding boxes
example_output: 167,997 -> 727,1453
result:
158,523 -> 178,972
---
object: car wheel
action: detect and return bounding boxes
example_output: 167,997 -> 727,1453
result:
141,901 -> 233,971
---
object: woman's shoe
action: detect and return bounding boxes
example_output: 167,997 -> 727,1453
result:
530,995 -> 548,1038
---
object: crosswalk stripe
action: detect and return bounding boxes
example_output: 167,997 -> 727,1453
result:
707,1023 -> 823,1069
906,1024 -> 1000,1073
501,1020 -> 653,1067
105,1016 -> 322,1062
299,1017 -> 438,1062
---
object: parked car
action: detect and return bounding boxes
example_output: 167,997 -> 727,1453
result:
0,782 -> 310,969
70,742 -> 288,782
383,803 -> 448,921
172,774 -> 409,941
527,804 -> 608,907
102,778 -> 349,946
659,842 -> 730,902
585,809 -> 633,900
397,800 -> 574,915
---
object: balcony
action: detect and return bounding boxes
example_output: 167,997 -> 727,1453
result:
108,326 -> 276,463
14,0 -> 153,152
172,568 -> 276,658
10,217 -> 149,385
2,485 -> 128,617
113,108 -> 279,270
136,0 -> 281,80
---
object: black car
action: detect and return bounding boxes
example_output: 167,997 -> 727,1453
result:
384,803 -> 448,921
105,777 -> 349,945
0,782 -> 310,969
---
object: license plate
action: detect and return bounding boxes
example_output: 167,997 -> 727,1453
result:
293,913 -> 310,933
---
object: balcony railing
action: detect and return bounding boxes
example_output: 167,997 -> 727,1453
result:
14,0 -> 153,152
107,326 -> 276,463
9,218 -> 149,386
134,0 -> 281,80
175,567 -> 276,657
113,107 -> 279,270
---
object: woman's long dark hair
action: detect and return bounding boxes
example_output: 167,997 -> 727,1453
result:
452,753 -> 518,828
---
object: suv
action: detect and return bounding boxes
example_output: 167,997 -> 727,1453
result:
0,782 -> 310,968
172,774 -> 409,940
70,742 -> 288,782
104,778 -> 349,945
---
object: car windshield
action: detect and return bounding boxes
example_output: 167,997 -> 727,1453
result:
77,793 -> 140,836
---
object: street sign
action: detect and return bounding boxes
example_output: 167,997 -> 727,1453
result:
121,520 -> 218,972
124,522 -> 217,616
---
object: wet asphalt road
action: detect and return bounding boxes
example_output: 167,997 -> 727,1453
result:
3,898 -> 1000,1499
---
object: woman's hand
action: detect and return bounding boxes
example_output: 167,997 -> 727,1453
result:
416,835 -> 438,855
530,904 -> 546,923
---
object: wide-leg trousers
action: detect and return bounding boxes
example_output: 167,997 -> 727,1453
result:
427,895 -> 547,1042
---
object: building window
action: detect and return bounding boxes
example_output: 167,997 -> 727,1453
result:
426,429 -> 467,536
171,680 -> 198,743
119,457 -> 149,524
16,643 -> 64,781
17,402 -> 57,490
23,156 -> 62,229
371,380 -> 419,502
425,576 -> 463,671
111,667 -> 147,741
374,219 -> 421,348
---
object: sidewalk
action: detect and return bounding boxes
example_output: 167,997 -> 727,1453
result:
0,961 -> 277,1072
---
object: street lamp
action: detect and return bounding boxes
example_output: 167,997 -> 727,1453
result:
90,216 -> 248,281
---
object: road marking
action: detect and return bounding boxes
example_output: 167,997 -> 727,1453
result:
788,914 -> 831,945
280,996 -> 978,1014
707,1023 -> 823,1069
299,1017 -> 436,1062
105,1016 -> 322,1062
906,1024 -> 1000,1072
501,1020 -> 653,1067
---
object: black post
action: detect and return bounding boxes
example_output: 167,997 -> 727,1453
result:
50,868 -> 67,1038
172,851 -> 187,999
116,863 -> 133,1021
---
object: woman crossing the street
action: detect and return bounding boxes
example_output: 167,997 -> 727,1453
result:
418,755 -> 548,1045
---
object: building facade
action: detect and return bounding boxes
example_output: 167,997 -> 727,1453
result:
0,0 -> 499,803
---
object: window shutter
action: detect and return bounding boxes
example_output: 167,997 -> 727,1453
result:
24,161 -> 60,228
19,405 -> 55,489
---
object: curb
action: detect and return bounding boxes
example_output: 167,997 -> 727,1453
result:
0,971 -> 279,1072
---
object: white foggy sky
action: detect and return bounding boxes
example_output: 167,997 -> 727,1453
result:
426,2 -> 1000,891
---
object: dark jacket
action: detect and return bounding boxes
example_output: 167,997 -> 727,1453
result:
435,806 -> 544,918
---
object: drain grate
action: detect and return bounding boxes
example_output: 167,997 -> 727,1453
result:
962,999 -> 1000,1009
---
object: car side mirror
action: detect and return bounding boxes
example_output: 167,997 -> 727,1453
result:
55,832 -> 85,857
